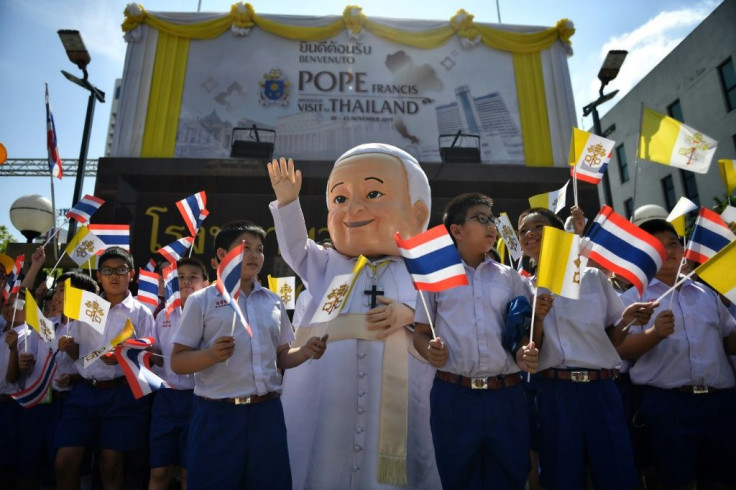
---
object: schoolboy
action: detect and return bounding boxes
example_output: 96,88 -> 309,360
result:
55,246 -> 154,490
618,219 -> 736,489
170,221 -> 328,489
147,257 -> 209,490
518,207 -> 654,490
413,192 -> 538,489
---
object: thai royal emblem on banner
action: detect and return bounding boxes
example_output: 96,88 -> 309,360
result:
259,68 -> 291,106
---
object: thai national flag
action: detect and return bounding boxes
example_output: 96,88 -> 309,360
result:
142,258 -> 157,273
394,225 -> 469,292
137,269 -> 159,310
114,338 -> 170,399
11,348 -> 57,408
176,191 -> 209,237
65,195 -> 105,224
162,263 -> 181,319
581,206 -> 667,296
685,207 -> 736,264
3,254 -> 25,301
215,242 -> 252,336
88,224 -> 130,252
45,85 -> 62,180
157,237 -> 194,264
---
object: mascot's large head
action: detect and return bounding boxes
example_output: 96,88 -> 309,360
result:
326,143 -> 431,258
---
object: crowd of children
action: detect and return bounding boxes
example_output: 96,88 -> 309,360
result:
0,144 -> 734,490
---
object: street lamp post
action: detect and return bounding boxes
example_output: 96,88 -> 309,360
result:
57,30 -> 105,240
583,49 -> 627,209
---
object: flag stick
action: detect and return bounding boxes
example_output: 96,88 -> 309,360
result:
417,290 -> 436,339
87,260 -> 93,278
225,311 -> 236,367
653,269 -> 697,305
188,230 -> 196,258
42,223 -> 64,248
527,287 -> 539,381
48,252 -> 67,278
572,165 -> 579,208
630,103 -> 646,216
668,237 -> 689,310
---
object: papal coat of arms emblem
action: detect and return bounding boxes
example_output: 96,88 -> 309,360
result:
259,68 -> 291,106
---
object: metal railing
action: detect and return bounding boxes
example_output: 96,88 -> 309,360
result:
0,158 -> 98,177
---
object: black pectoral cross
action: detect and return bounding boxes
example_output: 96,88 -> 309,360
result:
364,284 -> 384,309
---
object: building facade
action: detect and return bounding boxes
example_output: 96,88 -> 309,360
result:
600,0 -> 736,219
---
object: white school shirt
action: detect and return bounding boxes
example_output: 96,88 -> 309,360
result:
53,319 -> 79,391
73,292 -> 154,381
622,277 -> 736,389
536,267 -> 625,371
0,324 -> 31,393
150,307 -> 194,390
173,280 -> 294,399
270,199 -> 441,490
414,256 -> 530,377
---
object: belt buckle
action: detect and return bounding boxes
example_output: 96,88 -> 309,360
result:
570,371 -> 590,383
234,396 -> 252,405
471,377 -> 488,390
692,385 -> 709,394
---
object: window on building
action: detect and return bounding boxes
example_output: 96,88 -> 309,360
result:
718,58 -> 736,112
661,175 -> 676,210
616,145 -> 629,183
667,99 -> 684,122
624,198 -> 634,220
679,169 -> 699,206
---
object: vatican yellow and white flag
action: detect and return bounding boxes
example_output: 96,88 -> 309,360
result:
82,318 -> 134,368
64,226 -> 106,266
24,289 -> 55,346
568,127 -> 615,184
537,227 -> 588,300
638,107 -> 717,174
666,197 -> 698,237
718,159 -> 736,195
63,279 -> 110,335
529,180 -> 569,215
494,212 -> 522,263
721,205 -> 736,234
268,275 -> 296,310
310,255 -> 367,325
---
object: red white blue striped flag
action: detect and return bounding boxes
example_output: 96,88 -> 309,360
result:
45,84 -> 62,180
394,225 -> 469,292
215,242 -> 252,336
176,191 -> 209,237
11,348 -> 57,408
157,236 -> 194,264
162,263 -> 181,319
3,254 -> 25,301
685,207 -> 736,264
88,224 -> 130,252
137,269 -> 159,309
65,195 -> 105,224
115,337 -> 170,399
581,206 -> 666,295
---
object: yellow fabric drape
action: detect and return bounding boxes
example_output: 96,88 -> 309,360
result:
141,32 -> 189,157
125,5 -> 572,162
513,52 -> 554,167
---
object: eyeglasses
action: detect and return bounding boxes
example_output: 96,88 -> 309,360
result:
464,214 -> 496,226
99,267 -> 131,277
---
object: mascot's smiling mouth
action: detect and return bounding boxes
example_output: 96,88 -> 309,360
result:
345,219 -> 375,228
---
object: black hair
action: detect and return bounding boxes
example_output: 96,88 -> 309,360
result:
212,220 -> 267,260
517,207 -> 564,231
442,193 -> 494,233
98,246 -> 134,270
177,257 -> 209,282
639,219 -> 678,238
57,270 -> 100,294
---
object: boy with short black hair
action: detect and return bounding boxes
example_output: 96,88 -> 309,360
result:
171,221 -> 327,489
413,192 -> 538,489
55,246 -> 154,490
618,219 -> 736,489
147,257 -> 209,490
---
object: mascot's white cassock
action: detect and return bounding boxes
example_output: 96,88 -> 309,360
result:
268,144 -> 441,489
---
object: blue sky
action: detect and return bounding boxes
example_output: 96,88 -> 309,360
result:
0,0 -> 722,241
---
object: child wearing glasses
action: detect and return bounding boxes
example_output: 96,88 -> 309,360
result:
55,246 -> 154,490
413,192 -> 538,489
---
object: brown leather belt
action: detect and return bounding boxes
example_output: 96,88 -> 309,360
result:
540,368 -> 618,383
81,377 -> 127,389
436,371 -> 522,390
674,385 -> 718,395
199,392 -> 280,405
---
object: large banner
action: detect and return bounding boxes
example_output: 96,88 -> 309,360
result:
115,6 -> 576,166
